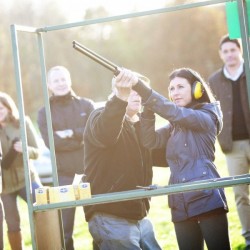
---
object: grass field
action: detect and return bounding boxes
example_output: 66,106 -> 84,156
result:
2,142 -> 247,249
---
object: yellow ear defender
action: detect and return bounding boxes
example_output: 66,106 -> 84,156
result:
192,81 -> 204,100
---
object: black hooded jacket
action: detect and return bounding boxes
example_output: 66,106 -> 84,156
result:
83,95 -> 153,221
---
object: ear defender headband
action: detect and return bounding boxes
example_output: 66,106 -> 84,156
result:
192,80 -> 205,100
169,80 -> 205,101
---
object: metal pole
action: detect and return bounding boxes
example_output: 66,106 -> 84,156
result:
237,0 -> 250,108
10,24 -> 37,250
35,0 -> 228,33
33,174 -> 250,212
36,32 -> 65,249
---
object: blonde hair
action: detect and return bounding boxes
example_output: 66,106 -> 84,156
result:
0,92 -> 19,126
47,66 -> 71,83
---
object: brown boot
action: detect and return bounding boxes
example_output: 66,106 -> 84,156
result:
7,231 -> 23,250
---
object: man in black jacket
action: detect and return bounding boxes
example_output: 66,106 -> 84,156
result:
208,35 -> 250,249
83,74 -> 162,250
37,65 -> 95,250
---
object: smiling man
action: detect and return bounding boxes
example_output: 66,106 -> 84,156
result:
37,65 -> 95,250
208,34 -> 250,250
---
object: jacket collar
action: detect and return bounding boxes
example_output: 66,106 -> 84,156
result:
50,90 -> 76,103
222,61 -> 245,81
222,63 -> 246,80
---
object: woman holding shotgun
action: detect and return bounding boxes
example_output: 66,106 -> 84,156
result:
114,67 -> 230,250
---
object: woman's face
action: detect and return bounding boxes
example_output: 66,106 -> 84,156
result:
168,77 -> 192,107
0,102 -> 9,123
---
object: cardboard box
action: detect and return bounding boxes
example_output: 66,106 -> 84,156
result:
49,185 -> 76,203
73,185 -> 80,200
78,183 -> 91,200
35,187 -> 49,205
35,173 -> 92,204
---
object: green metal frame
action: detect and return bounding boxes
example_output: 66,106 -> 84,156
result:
10,0 -> 250,248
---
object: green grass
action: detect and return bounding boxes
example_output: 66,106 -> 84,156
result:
3,141 -> 247,249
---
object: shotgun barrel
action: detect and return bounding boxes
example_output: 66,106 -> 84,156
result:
72,40 -> 149,85
72,40 -> 121,74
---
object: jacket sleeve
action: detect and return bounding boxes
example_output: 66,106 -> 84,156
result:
1,139 -> 19,169
25,116 -> 40,160
84,96 -> 127,148
142,90 -> 216,133
140,108 -> 171,149
72,100 -> 95,140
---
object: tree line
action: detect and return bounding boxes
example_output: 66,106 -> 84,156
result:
0,0 -> 228,119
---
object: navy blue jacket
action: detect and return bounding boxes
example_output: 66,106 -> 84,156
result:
135,86 -> 228,222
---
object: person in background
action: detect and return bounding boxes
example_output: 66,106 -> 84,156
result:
116,67 -> 231,250
83,74 -> 162,250
0,141 -> 4,250
208,34 -> 250,250
0,91 -> 42,249
37,65 -> 95,250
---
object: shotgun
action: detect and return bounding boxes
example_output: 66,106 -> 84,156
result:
72,40 -> 150,86
72,40 -> 121,75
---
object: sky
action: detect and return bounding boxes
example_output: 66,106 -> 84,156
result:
2,0 -> 170,15
1,0 -> 173,28
54,0 -> 170,22
60,0 -> 169,13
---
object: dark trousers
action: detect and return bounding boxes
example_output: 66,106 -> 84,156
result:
174,213 -> 230,250
59,175 -> 76,250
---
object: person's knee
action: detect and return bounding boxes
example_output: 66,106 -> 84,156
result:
234,190 -> 249,205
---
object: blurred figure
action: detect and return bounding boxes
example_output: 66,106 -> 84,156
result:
0,141 -> 4,250
208,34 -> 250,249
117,67 -> 230,250
83,74 -> 162,250
0,91 -> 42,249
37,66 -> 95,250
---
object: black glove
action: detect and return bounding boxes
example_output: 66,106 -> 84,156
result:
1,137 -> 19,170
141,107 -> 155,119
152,148 -> 168,167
